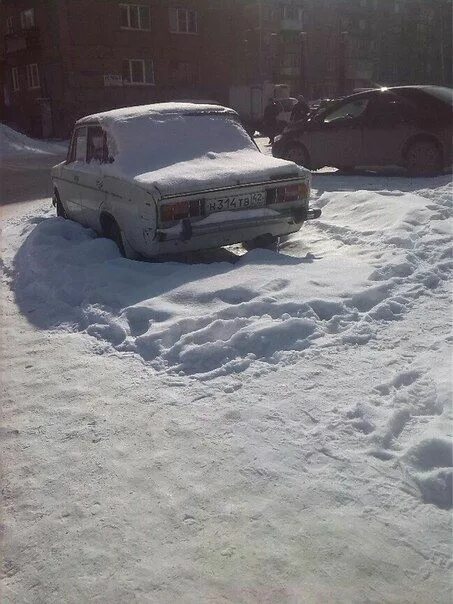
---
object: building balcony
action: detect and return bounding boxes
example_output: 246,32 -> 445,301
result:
4,27 -> 41,54
280,18 -> 303,31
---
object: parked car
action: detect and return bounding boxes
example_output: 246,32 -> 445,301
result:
272,86 -> 452,176
52,103 -> 321,258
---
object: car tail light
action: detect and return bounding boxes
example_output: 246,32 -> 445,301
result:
275,182 -> 310,204
160,199 -> 204,223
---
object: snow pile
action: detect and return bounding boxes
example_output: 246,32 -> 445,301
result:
1,168 -> 452,602
0,123 -> 67,158
5,179 -> 451,381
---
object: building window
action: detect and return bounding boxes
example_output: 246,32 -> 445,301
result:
122,59 -> 154,84
170,61 -> 199,86
282,53 -> 299,68
169,8 -> 198,34
6,16 -> 14,33
20,8 -> 35,30
26,63 -> 40,89
120,4 -> 151,30
281,5 -> 303,22
12,67 -> 20,92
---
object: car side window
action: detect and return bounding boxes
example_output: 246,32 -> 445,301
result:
324,99 -> 369,124
87,126 -> 107,163
367,98 -> 413,125
66,127 -> 87,163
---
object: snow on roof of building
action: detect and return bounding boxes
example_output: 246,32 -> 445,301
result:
77,102 -> 236,125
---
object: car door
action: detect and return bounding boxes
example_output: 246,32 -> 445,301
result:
361,94 -> 417,167
308,97 -> 370,168
57,126 -> 87,222
80,125 -> 108,230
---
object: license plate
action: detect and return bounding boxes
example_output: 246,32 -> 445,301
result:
206,192 -> 265,214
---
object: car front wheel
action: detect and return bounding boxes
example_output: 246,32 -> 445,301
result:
54,191 -> 67,219
405,140 -> 442,176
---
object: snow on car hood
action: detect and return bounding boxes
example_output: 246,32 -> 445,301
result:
134,149 -> 307,197
89,105 -> 308,196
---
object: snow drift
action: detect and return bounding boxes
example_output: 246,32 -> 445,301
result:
1,162 -> 452,602
0,123 -> 67,158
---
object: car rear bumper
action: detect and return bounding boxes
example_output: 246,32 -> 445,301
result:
140,206 -> 320,256
156,207 -> 321,243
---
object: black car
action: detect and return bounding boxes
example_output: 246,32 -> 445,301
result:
272,86 -> 452,176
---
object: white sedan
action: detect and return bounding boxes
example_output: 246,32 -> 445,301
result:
51,102 -> 320,258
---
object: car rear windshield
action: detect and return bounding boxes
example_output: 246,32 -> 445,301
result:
110,113 -> 257,175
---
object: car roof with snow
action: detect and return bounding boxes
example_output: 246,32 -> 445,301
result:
76,102 -> 237,126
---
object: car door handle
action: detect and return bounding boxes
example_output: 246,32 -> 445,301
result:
73,175 -> 79,183
96,179 -> 104,189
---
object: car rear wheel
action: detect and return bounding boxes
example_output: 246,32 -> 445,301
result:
102,216 -> 140,260
405,140 -> 442,176
103,217 -> 126,257
283,144 -> 310,168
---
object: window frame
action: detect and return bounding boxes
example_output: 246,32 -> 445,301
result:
67,126 -> 88,164
123,58 -> 155,85
169,7 -> 198,34
119,3 -> 151,30
11,67 -> 20,92
26,63 -> 40,89
20,8 -> 35,30
170,60 -> 200,86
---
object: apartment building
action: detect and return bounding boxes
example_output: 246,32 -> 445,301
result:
1,0 -> 451,138
236,0 -> 452,100
1,0 -> 235,138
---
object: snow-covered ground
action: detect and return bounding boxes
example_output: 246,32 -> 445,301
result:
1,131 -> 452,603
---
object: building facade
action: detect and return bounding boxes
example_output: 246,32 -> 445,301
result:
1,0 -> 235,137
1,0 -> 451,138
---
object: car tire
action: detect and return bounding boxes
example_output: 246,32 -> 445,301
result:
54,191 -> 67,219
103,217 -> 126,257
405,139 -> 443,176
102,216 -> 140,260
243,234 -> 279,251
283,144 -> 310,169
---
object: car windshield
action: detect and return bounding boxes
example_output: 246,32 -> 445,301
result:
110,113 -> 257,175
323,98 -> 369,123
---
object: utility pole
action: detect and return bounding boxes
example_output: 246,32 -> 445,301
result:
299,31 -> 307,95
338,30 -> 348,96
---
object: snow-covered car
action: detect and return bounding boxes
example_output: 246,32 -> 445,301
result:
51,102 -> 320,258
